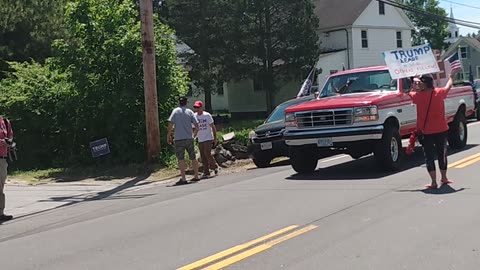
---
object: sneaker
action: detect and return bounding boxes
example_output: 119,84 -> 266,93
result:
191,177 -> 202,182
214,168 -> 219,175
0,214 -> 13,222
173,179 -> 189,186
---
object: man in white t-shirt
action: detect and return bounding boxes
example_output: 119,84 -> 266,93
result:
193,101 -> 219,178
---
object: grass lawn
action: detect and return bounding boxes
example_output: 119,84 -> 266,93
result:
11,118 -> 264,184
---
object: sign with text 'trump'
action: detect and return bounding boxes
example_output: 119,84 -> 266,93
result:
90,138 -> 110,158
383,44 -> 440,79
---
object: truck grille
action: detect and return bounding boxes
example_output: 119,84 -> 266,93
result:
296,109 -> 353,128
256,129 -> 283,139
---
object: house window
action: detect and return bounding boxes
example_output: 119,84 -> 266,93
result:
396,31 -> 403,48
449,32 -> 452,38
379,1 -> 385,15
455,31 -> 458,38
253,73 -> 263,91
216,81 -> 224,95
361,30 -> 368,48
460,47 -> 468,59
477,66 -> 480,78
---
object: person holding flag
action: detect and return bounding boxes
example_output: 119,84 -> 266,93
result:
409,62 -> 460,189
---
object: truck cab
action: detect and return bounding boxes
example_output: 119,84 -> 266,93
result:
283,66 -> 476,174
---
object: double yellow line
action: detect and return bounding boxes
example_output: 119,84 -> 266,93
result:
448,153 -> 480,169
177,224 -> 318,270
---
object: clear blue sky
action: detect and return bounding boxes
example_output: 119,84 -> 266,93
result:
438,0 -> 479,36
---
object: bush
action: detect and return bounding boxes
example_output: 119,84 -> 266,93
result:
0,61 -> 78,168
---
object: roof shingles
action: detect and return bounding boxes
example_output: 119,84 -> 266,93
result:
313,0 -> 372,30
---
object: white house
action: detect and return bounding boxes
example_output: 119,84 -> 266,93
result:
314,0 -> 415,87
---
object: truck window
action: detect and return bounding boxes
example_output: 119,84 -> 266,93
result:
401,78 -> 412,93
321,70 -> 397,96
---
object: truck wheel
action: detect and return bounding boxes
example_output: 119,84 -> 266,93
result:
374,125 -> 403,171
252,152 -> 272,168
289,147 -> 317,174
448,112 -> 467,149
476,105 -> 480,121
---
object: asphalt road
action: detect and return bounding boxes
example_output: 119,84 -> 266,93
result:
2,121 -> 480,270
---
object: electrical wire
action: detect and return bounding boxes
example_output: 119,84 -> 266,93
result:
382,0 -> 480,26
439,0 -> 480,10
378,0 -> 480,29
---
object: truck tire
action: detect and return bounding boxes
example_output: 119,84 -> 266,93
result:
252,152 -> 272,168
476,105 -> 480,121
448,112 -> 467,149
289,147 -> 317,174
374,125 -> 403,171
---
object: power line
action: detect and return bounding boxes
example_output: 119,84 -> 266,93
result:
439,0 -> 480,10
383,0 -> 480,27
379,0 -> 480,29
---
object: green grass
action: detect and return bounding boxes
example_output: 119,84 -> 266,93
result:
12,119 -> 264,184
217,119 -> 264,145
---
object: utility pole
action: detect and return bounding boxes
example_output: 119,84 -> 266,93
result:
140,0 -> 161,163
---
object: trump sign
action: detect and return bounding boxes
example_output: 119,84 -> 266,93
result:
383,44 -> 440,79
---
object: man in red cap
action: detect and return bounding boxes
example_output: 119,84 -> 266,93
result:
193,100 -> 219,178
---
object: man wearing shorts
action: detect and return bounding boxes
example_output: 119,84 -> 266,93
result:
167,97 -> 200,185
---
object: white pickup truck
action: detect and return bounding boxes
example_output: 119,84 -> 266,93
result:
283,66 -> 476,174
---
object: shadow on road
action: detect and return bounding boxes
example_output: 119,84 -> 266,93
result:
285,144 -> 479,181
397,184 -> 468,195
15,174 -> 153,220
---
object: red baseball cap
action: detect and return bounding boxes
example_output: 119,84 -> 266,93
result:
194,101 -> 203,108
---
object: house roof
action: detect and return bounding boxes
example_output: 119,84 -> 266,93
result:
313,0 -> 372,30
442,37 -> 480,60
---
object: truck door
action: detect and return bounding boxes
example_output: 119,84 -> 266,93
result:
399,78 -> 417,134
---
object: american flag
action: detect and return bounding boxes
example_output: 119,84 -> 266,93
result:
296,68 -> 315,98
444,52 -> 462,74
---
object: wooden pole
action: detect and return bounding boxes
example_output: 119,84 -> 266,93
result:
140,0 -> 160,163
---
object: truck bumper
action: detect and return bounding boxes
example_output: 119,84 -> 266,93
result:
284,125 -> 384,146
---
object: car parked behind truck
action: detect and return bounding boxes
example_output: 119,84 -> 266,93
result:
247,94 -> 316,168
283,66 -> 476,174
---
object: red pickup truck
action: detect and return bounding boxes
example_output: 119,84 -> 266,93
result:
284,66 -> 476,174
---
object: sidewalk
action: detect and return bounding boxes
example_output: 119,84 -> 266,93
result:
4,176 -> 173,219
3,159 -> 255,219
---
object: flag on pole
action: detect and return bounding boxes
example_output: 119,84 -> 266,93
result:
296,68 -> 315,98
443,51 -> 462,76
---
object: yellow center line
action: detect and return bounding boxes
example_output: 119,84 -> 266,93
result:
448,153 -> 480,168
177,225 -> 298,270
203,225 -> 318,270
455,156 -> 480,169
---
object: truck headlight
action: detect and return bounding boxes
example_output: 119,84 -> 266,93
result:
285,113 -> 297,127
354,106 -> 379,122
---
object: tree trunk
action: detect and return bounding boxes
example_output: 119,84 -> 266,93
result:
204,83 -> 213,113
264,0 -> 274,113
199,0 -> 213,113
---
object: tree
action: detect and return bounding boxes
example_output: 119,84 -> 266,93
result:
160,0 -> 231,113
400,0 -> 449,49
0,0 -> 189,168
0,0 -> 67,77
226,0 -> 321,112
